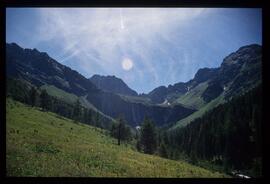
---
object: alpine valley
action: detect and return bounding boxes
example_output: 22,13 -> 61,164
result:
6,42 -> 262,177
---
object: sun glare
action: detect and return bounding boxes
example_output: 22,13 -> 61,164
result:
122,58 -> 133,71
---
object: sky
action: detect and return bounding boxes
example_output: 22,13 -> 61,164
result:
6,8 -> 262,94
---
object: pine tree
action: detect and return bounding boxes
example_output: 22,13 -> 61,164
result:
111,115 -> 132,145
82,108 -> 92,124
124,125 -> 132,142
111,122 -> 117,137
73,99 -> 81,123
87,109 -> 92,124
40,89 -> 50,111
95,112 -> 101,128
116,116 -> 127,145
140,117 -> 157,154
159,141 -> 168,158
117,120 -> 123,145
136,140 -> 142,152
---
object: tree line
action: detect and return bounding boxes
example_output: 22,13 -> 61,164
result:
7,78 -> 164,156
110,114 -> 169,159
6,78 -> 113,130
114,84 -> 262,177
164,84 -> 262,177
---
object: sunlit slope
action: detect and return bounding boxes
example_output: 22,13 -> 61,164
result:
6,98 -> 228,177
175,81 -> 209,109
40,84 -> 114,122
171,95 -> 225,129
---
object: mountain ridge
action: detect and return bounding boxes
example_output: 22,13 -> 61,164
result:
147,43 -> 261,109
6,42 -> 195,127
89,74 -> 138,96
6,42 -> 98,96
6,42 -> 261,128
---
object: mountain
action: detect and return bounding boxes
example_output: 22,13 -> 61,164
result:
171,44 -> 262,128
89,74 -> 138,96
6,43 -> 98,96
6,42 -> 195,127
86,90 -> 195,126
6,42 -> 261,128
218,44 -> 262,99
147,86 -> 169,104
147,44 -> 262,110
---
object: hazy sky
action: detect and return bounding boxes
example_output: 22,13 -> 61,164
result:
6,8 -> 262,93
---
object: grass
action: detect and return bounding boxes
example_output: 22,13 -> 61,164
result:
176,82 -> 208,110
40,85 -> 114,122
6,98 -> 228,177
171,94 -> 225,129
40,84 -> 79,104
119,94 -> 153,105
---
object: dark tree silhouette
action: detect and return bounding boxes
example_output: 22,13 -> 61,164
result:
40,89 -> 50,111
73,99 -> 82,122
111,115 -> 132,145
29,86 -> 37,107
140,117 -> 157,154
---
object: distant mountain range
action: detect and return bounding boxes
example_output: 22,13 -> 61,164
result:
6,42 -> 262,128
6,43 -> 194,127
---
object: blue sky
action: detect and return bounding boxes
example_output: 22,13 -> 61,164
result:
6,8 -> 262,94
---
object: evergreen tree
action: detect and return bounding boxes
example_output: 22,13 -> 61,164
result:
95,112 -> 101,128
111,122 -> 117,137
164,84 -> 262,176
159,141 -> 168,158
124,125 -> 132,142
73,99 -> 82,123
40,89 -> 50,111
190,151 -> 198,164
86,109 -> 92,124
136,140 -> 142,152
81,108 -> 92,124
111,115 -> 132,145
140,117 -> 157,154
117,120 -> 123,145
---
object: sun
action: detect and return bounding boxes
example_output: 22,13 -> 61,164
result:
122,58 -> 133,71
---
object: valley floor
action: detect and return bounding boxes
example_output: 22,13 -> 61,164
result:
6,98 -> 228,177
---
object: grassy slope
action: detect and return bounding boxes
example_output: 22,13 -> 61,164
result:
171,94 -> 225,129
175,82 -> 208,110
40,84 -> 114,122
119,94 -> 153,105
40,84 -> 98,110
6,98 -> 228,177
40,85 -> 79,104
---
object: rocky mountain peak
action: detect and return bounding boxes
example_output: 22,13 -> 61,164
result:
221,44 -> 261,67
193,68 -> 219,83
89,74 -> 138,96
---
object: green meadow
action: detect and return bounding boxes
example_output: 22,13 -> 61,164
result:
6,98 -> 228,177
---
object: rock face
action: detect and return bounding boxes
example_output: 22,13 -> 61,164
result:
89,75 -> 138,96
193,68 -> 219,84
147,86 -> 168,104
218,44 -> 262,99
86,90 -> 195,126
147,44 -> 262,105
6,43 -> 98,96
